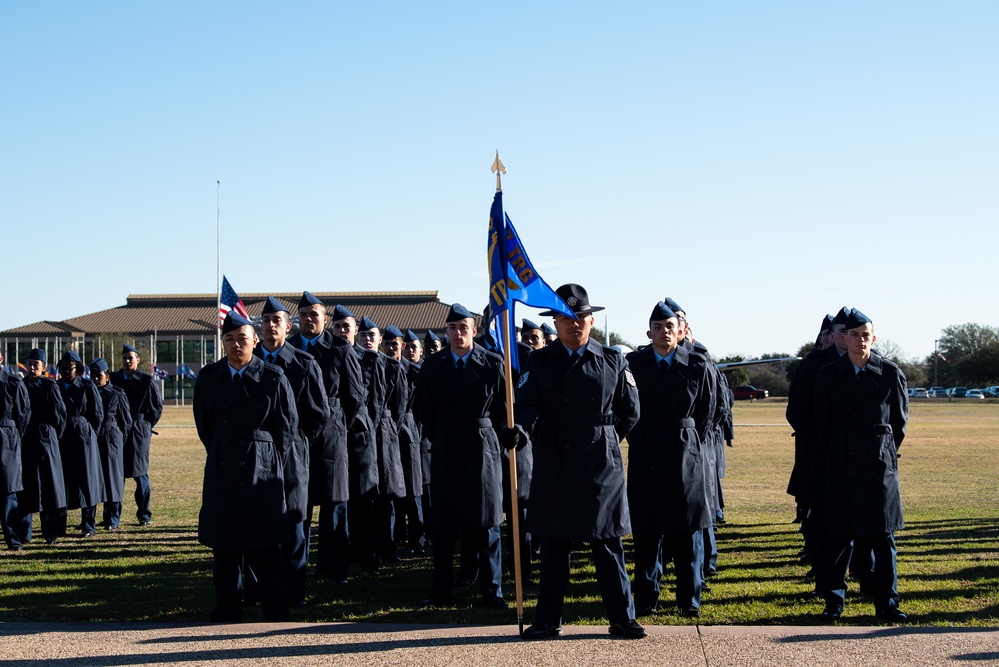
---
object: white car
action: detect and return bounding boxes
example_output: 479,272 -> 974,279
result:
910,388 -> 929,398
965,390 -> 985,400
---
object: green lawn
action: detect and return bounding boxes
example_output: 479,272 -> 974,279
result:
1,400 -> 996,626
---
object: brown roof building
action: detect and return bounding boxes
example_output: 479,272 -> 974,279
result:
2,292 -> 474,397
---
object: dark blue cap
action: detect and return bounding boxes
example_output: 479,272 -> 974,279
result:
222,311 -> 253,335
404,330 -> 420,343
299,291 -> 324,308
383,325 -> 403,340
331,304 -> 355,321
89,358 -> 109,373
845,309 -> 872,329
663,297 -> 684,315
541,323 -> 556,336
424,330 -> 440,343
27,348 -> 46,362
539,284 -> 603,317
832,306 -> 852,326
650,301 -> 678,322
522,318 -> 541,331
60,350 -> 82,365
358,316 -> 378,332
122,343 -> 138,356
446,303 -> 474,322
820,314 -> 834,334
262,296 -> 289,315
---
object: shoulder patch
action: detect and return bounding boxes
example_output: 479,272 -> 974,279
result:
517,371 -> 530,389
624,369 -> 636,387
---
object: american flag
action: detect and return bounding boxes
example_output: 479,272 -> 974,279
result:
219,275 -> 249,326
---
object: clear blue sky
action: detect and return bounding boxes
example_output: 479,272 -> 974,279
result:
2,2 -> 995,361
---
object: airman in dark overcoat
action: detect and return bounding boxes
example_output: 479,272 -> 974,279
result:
626,302 -> 715,617
90,358 -> 131,530
194,312 -> 298,622
16,349 -> 67,544
57,350 -> 105,537
0,351 -> 30,550
110,343 -> 162,526
814,309 -> 908,622
515,284 -> 645,640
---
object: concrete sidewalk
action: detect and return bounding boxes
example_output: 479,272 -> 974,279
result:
1,622 -> 997,666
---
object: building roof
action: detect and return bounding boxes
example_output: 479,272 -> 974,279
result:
1,291 -> 468,338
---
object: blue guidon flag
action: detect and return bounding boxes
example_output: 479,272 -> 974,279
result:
487,191 -> 574,370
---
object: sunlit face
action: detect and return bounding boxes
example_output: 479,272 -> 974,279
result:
847,323 -> 876,361
298,304 -> 328,337
446,319 -> 476,355
648,318 -> 681,356
425,338 -> 443,355
223,325 -> 259,369
674,311 -> 688,341
93,370 -> 110,388
26,359 -> 45,380
403,340 -> 423,363
122,351 -> 140,373
521,328 -> 544,350
59,360 -> 77,381
833,324 -> 848,354
260,312 -> 291,349
332,316 -> 357,344
357,328 -> 382,351
554,313 -> 594,351
382,337 -> 405,360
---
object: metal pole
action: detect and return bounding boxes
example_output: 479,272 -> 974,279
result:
217,179 -> 222,362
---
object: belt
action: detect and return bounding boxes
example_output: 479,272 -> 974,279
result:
555,414 -> 618,427
445,417 -> 493,428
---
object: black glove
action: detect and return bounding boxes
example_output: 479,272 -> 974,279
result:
726,439 -> 733,448
498,424 -> 528,451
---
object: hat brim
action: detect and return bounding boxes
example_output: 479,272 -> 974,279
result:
538,305 -> 605,317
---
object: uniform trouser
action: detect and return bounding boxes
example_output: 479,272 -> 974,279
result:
375,497 -> 397,558
314,500 -> 350,580
1,492 -> 20,548
394,495 -> 425,550
716,481 -> 725,521
503,503 -> 532,582
212,546 -> 290,622
534,536 -> 635,627
430,526 -> 503,603
15,509 -> 31,543
80,505 -> 97,534
347,497 -> 380,571
284,521 -> 308,603
458,533 -> 480,584
822,531 -> 899,610
102,501 -> 122,528
40,509 -> 66,542
634,530 -> 703,611
420,484 -> 432,543
133,474 -> 151,523
703,524 -> 718,572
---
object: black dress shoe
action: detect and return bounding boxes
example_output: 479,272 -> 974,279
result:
418,597 -> 451,608
821,604 -> 844,621
682,607 -> 701,618
80,530 -> 96,538
609,619 -> 647,639
522,623 -> 562,640
701,582 -> 713,593
635,606 -> 657,616
875,606 -> 908,622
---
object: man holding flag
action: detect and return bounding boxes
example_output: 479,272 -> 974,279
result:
484,156 -> 645,639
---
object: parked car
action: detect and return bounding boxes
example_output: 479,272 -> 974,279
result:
929,386 -> 946,394
965,390 -> 985,400
928,389 -> 949,398
951,387 -> 969,398
986,386 -> 999,397
732,385 -> 768,400
910,388 -> 929,398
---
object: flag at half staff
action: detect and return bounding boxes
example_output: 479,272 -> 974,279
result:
487,191 -> 574,368
219,275 -> 249,327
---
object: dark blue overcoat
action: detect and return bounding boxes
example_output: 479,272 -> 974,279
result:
0,368 -> 30,496
109,368 -> 162,478
96,384 -> 131,503
59,377 -> 105,509
20,377 -> 67,512
516,340 -> 639,542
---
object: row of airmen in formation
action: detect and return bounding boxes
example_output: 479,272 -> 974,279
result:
0,288 -> 905,636
192,285 -> 734,640
0,344 -> 161,549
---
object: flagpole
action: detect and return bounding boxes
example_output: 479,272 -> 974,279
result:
216,179 -> 222,362
492,150 -> 525,635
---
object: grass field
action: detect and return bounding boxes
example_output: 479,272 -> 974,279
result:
1,400 -> 996,627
